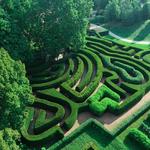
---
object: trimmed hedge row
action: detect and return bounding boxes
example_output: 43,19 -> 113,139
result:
76,54 -> 93,92
30,64 -> 66,84
86,37 -> 131,56
36,89 -> 78,130
88,84 -> 120,103
86,36 -> 113,47
103,68 -> 127,99
89,97 -> 118,116
86,42 -> 150,72
140,122 -> 150,138
113,61 -> 144,84
21,107 -> 64,145
33,98 -> 65,134
49,119 -> 114,150
128,128 -> 150,150
111,101 -> 150,136
32,58 -> 74,91
65,57 -> 84,87
60,49 -> 103,103
99,52 -> 145,84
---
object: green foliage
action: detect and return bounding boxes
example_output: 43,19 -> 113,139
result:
143,2 -> 150,19
0,0 -> 93,63
89,97 -> 118,116
104,0 -> 120,22
0,0 -> 34,62
128,128 -> 150,150
93,0 -> 145,25
25,0 -> 93,57
0,48 -> 34,129
0,128 -> 21,150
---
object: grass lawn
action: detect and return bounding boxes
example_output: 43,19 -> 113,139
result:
103,20 -> 150,42
104,35 -> 150,50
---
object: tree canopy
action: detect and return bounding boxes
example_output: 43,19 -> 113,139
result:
0,128 -> 21,150
0,0 -> 93,63
0,48 -> 34,130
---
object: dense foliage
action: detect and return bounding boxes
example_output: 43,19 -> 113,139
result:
0,0 -> 33,62
92,0 -> 150,25
0,0 -> 93,63
0,48 -> 34,129
0,128 -> 21,150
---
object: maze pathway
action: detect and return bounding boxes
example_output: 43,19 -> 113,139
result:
21,34 -> 150,149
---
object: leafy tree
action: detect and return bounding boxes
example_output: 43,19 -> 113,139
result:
132,0 -> 142,22
0,48 -> 34,130
104,0 -> 120,21
119,0 -> 135,25
0,0 -> 34,63
94,0 -> 109,10
143,2 -> 150,19
25,0 -> 93,58
0,128 -> 21,150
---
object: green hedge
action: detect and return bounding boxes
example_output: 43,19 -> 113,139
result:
30,64 -> 65,84
32,58 -> 74,91
21,107 -> 64,145
128,128 -> 150,150
89,97 -> 118,116
88,84 -> 120,103
65,56 -> 84,87
33,98 -> 65,134
76,54 -> 93,92
60,49 -> 103,102
36,89 -> 78,130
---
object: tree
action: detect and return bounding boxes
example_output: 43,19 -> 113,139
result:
119,0 -> 135,25
132,0 -> 142,22
0,128 -> 21,150
0,0 -> 34,63
104,0 -> 120,21
143,2 -> 150,19
0,48 -> 34,130
94,0 -> 109,10
25,0 -> 93,58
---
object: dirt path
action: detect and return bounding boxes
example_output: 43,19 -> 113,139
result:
77,91 -> 150,132
64,120 -> 80,136
103,91 -> 150,130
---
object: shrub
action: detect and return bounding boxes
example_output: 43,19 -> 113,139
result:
128,128 -> 150,150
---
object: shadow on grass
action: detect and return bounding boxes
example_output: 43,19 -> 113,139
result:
133,21 -> 150,41
110,22 -> 144,38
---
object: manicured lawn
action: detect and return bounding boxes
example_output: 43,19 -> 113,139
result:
103,20 -> 150,42
104,35 -> 150,50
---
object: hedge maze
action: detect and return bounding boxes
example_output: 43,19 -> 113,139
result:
22,33 -> 150,149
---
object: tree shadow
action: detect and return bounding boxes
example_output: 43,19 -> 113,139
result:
133,21 -> 150,41
111,22 -> 144,38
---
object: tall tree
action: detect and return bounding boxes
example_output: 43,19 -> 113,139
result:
104,0 -> 120,21
25,0 -> 93,58
0,48 -> 34,130
0,0 -> 34,63
0,128 -> 21,150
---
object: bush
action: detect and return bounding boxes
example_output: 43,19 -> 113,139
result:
89,97 -> 118,116
128,128 -> 150,150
